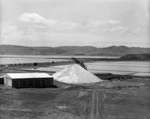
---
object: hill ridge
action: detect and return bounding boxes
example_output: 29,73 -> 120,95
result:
0,45 -> 150,56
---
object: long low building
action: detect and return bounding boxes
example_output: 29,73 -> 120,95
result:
4,73 -> 53,88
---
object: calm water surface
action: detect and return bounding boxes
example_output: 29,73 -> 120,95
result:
86,61 -> 150,76
34,61 -> 150,76
0,55 -> 150,76
0,57 -> 69,64
0,55 -> 118,64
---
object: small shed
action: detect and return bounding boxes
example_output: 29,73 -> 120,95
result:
4,73 -> 53,88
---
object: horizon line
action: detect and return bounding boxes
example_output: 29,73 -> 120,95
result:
0,44 -> 150,48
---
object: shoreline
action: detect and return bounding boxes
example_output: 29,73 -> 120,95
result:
0,57 -> 150,66
0,60 -> 150,79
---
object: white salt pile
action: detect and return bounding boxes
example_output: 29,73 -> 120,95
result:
53,64 -> 102,84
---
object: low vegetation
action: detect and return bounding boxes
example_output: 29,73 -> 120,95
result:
120,54 -> 150,61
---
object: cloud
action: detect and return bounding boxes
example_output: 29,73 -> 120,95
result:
18,13 -> 81,31
104,26 -> 129,33
103,26 -> 148,35
18,13 -> 124,32
18,13 -> 129,35
86,19 -> 121,27
18,13 -> 55,26
1,20 -> 148,47
86,20 -> 104,27
108,20 -> 121,25
4,13 -> 141,37
56,21 -> 80,31
15,12 -> 148,36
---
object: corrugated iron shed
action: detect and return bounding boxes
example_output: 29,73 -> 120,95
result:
4,73 -> 53,88
6,73 -> 52,79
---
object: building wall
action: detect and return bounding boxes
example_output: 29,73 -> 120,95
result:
4,74 -> 53,88
11,78 -> 53,88
8,79 -> 12,87
0,77 -> 4,84
4,76 -> 12,87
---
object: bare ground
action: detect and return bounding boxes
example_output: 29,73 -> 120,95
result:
0,77 -> 150,119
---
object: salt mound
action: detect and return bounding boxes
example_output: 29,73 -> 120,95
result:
53,64 -> 102,84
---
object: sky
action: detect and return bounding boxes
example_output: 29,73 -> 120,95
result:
0,0 -> 150,47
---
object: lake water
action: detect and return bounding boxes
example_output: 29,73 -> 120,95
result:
86,61 -> 150,76
0,55 -> 150,76
0,57 -> 69,64
32,61 -> 150,76
0,55 -> 118,65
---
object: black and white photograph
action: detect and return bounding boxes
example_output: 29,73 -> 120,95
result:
0,0 -> 150,119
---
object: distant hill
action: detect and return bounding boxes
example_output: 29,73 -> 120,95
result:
0,45 -> 150,56
120,54 -> 150,60
0,45 -> 66,55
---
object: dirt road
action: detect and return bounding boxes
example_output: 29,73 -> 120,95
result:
87,90 -> 105,119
